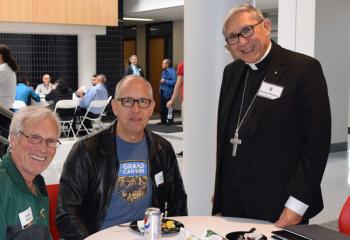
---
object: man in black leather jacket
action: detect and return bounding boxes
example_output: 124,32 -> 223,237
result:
56,75 -> 187,240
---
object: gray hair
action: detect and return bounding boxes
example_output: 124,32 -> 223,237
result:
9,106 -> 61,139
114,75 -> 153,100
223,4 -> 265,36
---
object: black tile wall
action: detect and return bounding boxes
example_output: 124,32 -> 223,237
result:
0,1 -> 123,120
96,0 -> 124,98
0,34 -> 78,91
96,0 -> 124,120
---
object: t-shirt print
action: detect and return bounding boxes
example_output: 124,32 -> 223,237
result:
117,160 -> 148,203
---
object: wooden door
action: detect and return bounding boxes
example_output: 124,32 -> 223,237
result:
148,38 -> 165,111
123,40 -> 136,71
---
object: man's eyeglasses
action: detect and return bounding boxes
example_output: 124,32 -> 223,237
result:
225,20 -> 264,46
19,131 -> 61,148
116,97 -> 152,108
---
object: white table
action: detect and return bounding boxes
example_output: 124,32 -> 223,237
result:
85,216 -> 279,240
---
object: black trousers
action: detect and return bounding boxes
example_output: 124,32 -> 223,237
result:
159,94 -> 172,124
73,107 -> 99,133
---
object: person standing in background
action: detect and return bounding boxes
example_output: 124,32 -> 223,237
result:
159,59 -> 176,125
167,61 -> 184,118
0,44 -> 18,109
124,55 -> 144,77
167,61 -> 184,155
213,4 -> 331,227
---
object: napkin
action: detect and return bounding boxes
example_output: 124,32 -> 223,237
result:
202,229 -> 227,240
177,227 -> 201,240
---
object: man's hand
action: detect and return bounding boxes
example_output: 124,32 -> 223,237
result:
160,78 -> 165,83
166,99 -> 174,108
275,207 -> 303,228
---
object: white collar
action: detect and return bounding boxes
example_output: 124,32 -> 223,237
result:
247,41 -> 272,70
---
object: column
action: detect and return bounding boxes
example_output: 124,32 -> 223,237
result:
184,0 -> 251,215
278,0 -> 350,151
78,33 -> 96,89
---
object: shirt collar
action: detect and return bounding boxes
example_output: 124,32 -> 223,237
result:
246,41 -> 272,70
1,152 -> 46,195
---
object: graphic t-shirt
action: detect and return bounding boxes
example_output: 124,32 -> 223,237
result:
100,136 -> 152,229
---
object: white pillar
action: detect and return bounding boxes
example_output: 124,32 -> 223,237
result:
78,33 -> 96,89
278,0 -> 315,56
278,0 -> 350,149
183,0 -> 251,215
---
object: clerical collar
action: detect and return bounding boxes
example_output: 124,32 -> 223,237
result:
246,41 -> 272,70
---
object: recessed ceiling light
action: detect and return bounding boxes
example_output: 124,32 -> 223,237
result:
123,17 -> 154,22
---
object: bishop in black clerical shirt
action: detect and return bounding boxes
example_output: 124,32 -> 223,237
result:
213,4 -> 331,228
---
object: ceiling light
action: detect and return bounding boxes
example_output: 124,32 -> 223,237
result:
123,17 -> 154,22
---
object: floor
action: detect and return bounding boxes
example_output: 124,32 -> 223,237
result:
42,121 -> 350,225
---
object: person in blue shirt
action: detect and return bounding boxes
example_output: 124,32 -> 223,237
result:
73,74 -> 108,134
15,75 -> 40,107
159,59 -> 176,125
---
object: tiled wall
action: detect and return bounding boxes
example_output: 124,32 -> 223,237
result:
95,0 -> 124,120
96,0 -> 124,98
0,34 -> 78,90
0,0 -> 123,119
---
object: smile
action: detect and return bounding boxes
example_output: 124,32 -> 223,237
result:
30,154 -> 46,161
242,45 -> 254,54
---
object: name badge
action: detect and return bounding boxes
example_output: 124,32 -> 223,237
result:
155,171 -> 164,187
257,81 -> 284,100
19,207 -> 34,229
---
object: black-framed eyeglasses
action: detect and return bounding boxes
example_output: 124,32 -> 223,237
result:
225,19 -> 264,46
19,131 -> 61,148
116,97 -> 152,108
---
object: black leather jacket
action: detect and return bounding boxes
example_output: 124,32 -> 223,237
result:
56,122 -> 187,240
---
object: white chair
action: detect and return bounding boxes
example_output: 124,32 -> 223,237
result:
77,96 -> 112,135
54,100 -> 78,139
12,100 -> 27,110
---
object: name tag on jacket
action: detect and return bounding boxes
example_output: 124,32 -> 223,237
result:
257,81 -> 284,100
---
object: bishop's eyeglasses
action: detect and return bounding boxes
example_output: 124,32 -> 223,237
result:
116,97 -> 152,108
19,131 -> 61,148
225,19 -> 264,46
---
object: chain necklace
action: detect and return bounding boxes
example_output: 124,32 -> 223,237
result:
230,70 -> 264,157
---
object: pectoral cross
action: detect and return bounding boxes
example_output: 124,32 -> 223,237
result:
230,130 -> 241,157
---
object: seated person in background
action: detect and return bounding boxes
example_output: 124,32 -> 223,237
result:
74,74 -> 98,99
15,75 -> 40,106
73,74 -> 108,133
35,74 -> 54,95
56,75 -> 187,240
0,106 -> 61,239
45,79 -> 73,109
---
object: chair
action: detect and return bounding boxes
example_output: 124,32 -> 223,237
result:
339,196 -> 350,235
46,184 -> 60,240
77,96 -> 112,135
12,100 -> 27,110
54,100 -> 78,139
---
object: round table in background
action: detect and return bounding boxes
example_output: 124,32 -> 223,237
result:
85,216 -> 279,240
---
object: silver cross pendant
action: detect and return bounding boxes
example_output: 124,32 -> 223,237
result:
230,130 -> 242,157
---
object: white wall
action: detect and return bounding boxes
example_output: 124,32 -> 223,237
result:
278,0 -> 349,147
136,25 -> 147,75
314,0 -> 350,144
173,20 -> 184,66
184,0 -> 251,215
172,20 -> 184,110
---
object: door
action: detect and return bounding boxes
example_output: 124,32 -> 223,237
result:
148,37 -> 165,111
123,40 -> 136,71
